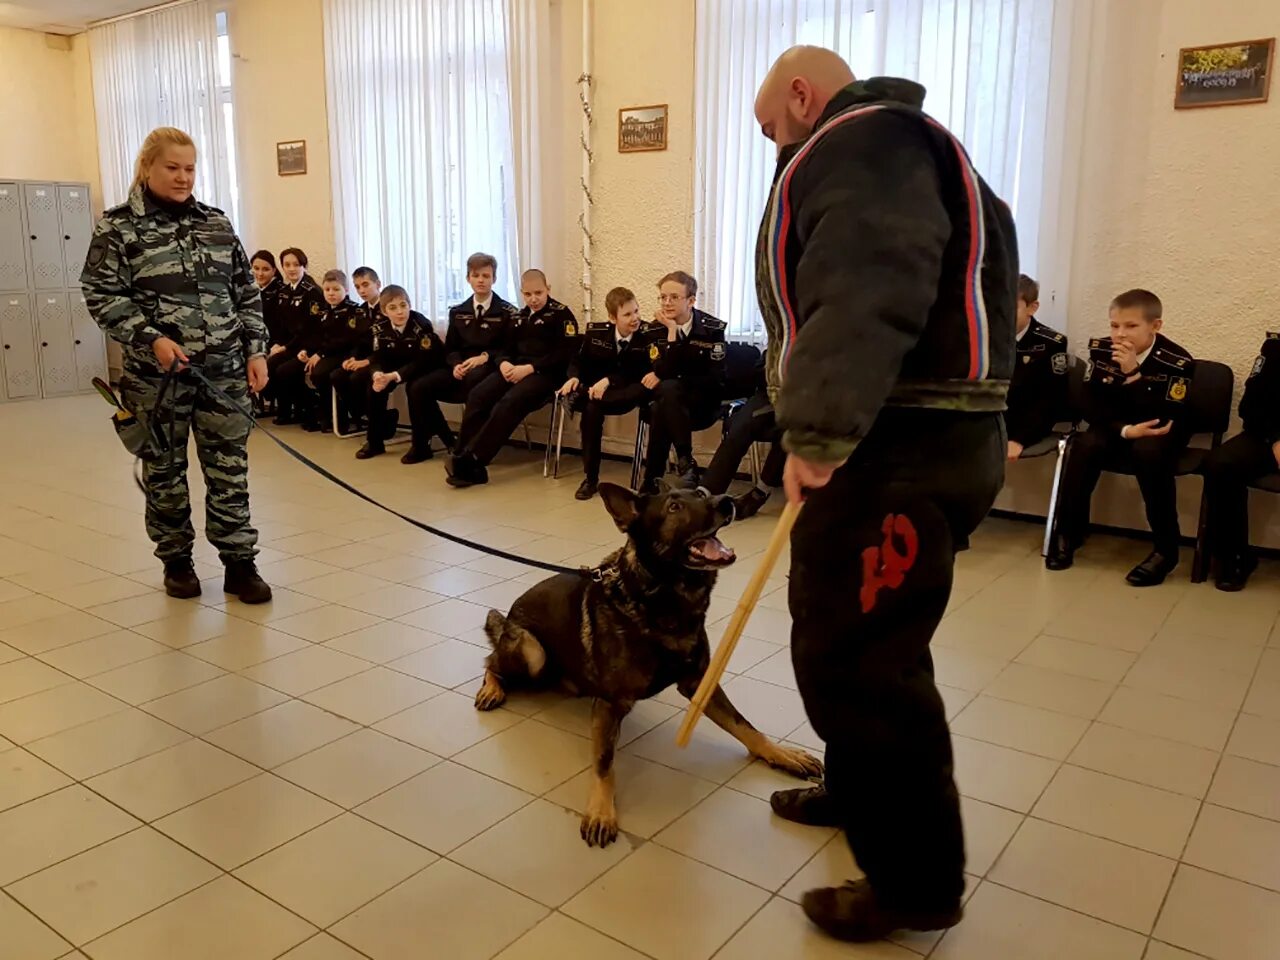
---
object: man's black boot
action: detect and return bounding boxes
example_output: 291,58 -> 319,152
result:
802,879 -> 963,942
1126,550 -> 1178,587
163,559 -> 201,599
1044,533 -> 1075,571
1215,552 -> 1257,592
575,477 -> 599,501
770,785 -> 840,827
224,560 -> 273,605
733,487 -> 770,520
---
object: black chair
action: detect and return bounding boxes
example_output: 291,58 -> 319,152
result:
1045,358 -> 1234,582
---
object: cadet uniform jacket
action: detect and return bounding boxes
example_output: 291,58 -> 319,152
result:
1238,333 -> 1280,443
648,308 -> 728,388
568,322 -> 660,389
260,275 -> 287,346
370,311 -> 443,382
1006,318 -> 1069,446
80,185 -> 267,370
444,294 -> 519,366
278,275 -> 325,346
497,298 -> 579,377
755,77 -> 1018,463
314,298 -> 367,359
1084,333 -> 1194,432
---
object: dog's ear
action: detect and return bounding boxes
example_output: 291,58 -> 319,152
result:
598,483 -> 640,532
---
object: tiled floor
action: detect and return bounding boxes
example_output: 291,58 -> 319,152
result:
1,395 -> 1279,959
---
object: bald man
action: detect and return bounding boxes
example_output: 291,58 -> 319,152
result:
753,47 -> 1018,941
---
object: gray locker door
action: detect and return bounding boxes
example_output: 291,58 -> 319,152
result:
0,294 -> 40,400
22,183 -> 66,290
58,185 -> 93,287
0,183 -> 29,291
34,292 -> 77,396
69,290 -> 106,392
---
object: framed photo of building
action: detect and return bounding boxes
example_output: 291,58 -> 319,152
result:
618,104 -> 668,153
1174,38 -> 1274,109
276,140 -> 308,176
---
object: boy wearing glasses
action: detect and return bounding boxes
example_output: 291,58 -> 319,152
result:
639,270 -> 728,493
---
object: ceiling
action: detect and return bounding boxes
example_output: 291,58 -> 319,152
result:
0,0 -> 160,34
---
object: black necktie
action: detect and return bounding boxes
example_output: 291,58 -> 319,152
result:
476,303 -> 486,322
618,339 -> 629,353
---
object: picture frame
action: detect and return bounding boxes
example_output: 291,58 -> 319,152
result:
618,104 -> 668,153
1174,38 -> 1274,109
276,140 -> 308,176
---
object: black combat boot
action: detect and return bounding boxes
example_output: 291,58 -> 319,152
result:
162,559 -> 201,599
575,477 -> 599,500
224,560 -> 273,604
801,879 -> 963,942
733,487 -> 771,520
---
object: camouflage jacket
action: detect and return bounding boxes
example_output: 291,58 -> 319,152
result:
80,186 -> 267,371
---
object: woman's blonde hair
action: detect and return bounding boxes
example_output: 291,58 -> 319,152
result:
131,127 -> 196,194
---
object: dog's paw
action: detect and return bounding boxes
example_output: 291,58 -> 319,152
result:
580,810 -> 619,848
474,672 -> 506,712
760,742 -> 825,780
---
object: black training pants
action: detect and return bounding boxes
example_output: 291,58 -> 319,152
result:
331,365 -> 371,428
1203,431 -> 1277,561
406,365 -> 489,453
1056,424 -> 1191,554
789,410 -> 1004,913
701,390 -> 785,495
644,378 -> 721,479
574,383 -> 651,482
458,371 -> 556,465
308,356 -> 347,424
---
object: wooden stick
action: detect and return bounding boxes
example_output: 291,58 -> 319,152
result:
676,499 -> 801,747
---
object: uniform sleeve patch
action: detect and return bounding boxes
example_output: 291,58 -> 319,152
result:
1167,377 -> 1188,402
710,341 -> 726,361
649,343 -> 660,361
1251,355 -> 1265,378
85,234 -> 109,270
1051,352 -> 1067,375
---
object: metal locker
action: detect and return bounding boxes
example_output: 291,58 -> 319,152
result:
58,185 -> 93,287
22,183 -> 67,290
69,290 -> 106,391
0,183 -> 29,291
34,292 -> 77,395
0,293 -> 40,400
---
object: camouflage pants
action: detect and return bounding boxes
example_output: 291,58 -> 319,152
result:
120,359 -> 258,564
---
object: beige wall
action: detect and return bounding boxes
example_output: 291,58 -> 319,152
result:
230,0 -> 337,273
0,27 -> 100,202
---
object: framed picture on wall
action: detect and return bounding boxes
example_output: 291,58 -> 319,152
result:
1175,38 -> 1274,109
618,104 -> 668,153
276,140 -> 308,176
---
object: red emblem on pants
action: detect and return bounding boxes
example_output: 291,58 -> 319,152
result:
860,513 -> 919,613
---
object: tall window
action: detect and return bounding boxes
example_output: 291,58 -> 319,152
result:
323,0 -> 518,318
214,11 -> 241,227
88,0 -> 236,218
694,0 -> 1060,342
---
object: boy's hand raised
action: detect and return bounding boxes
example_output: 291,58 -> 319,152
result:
1122,419 -> 1172,440
1112,340 -> 1141,375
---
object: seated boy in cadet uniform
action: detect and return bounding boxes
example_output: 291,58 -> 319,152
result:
559,286 -> 661,500
444,269 -> 579,487
1047,289 -> 1195,586
1006,274 -> 1069,460
296,269 -> 364,433
639,270 -> 728,493
328,265 -> 382,435
1201,333 -> 1280,591
403,252 -> 518,463
355,285 -> 444,459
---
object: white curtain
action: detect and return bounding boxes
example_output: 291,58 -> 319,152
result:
88,0 -> 232,216
323,0 -> 519,320
694,0 -> 1061,342
505,0 -> 552,271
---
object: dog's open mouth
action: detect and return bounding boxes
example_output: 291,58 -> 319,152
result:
687,536 -> 736,567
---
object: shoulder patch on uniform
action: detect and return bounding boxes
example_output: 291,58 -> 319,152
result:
348,317 -> 357,328
564,320 -> 578,336
710,341 -> 726,361
1251,355 -> 1265,378
421,336 -> 432,350
1051,352 -> 1067,375
85,234 -> 110,271
1167,376 -> 1189,402
649,343 -> 661,361
310,303 -> 321,315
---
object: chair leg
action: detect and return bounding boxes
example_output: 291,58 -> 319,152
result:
630,421 -> 648,491
543,399 -> 557,478
554,403 -> 568,479
1191,476 -> 1211,584
748,441 -> 762,487
331,389 -> 341,438
1042,435 -> 1069,558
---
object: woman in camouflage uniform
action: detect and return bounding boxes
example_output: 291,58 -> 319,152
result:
80,127 -> 273,604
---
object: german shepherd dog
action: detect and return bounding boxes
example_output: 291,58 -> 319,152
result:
475,482 -> 823,846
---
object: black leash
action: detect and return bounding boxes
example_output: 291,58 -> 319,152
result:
142,360 -> 583,577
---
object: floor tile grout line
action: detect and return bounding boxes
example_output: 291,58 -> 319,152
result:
0,886 -> 74,957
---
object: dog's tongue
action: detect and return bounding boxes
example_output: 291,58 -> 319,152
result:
690,537 -> 735,562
